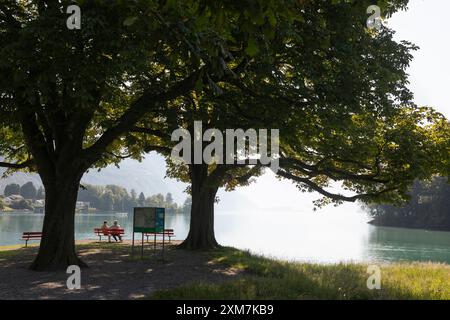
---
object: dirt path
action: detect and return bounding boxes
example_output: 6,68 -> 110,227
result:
0,241 -> 242,300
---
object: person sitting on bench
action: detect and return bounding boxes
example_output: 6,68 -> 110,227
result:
109,220 -> 122,242
101,221 -> 109,236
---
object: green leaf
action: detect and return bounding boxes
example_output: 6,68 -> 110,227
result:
246,36 -> 259,57
123,17 -> 138,27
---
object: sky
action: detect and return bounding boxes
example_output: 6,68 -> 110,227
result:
388,0 -> 450,118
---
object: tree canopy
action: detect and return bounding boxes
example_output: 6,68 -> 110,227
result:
1,0 -> 318,269
128,0 -> 449,248
367,177 -> 450,231
3,183 -> 20,196
20,181 -> 37,199
0,0 -> 448,267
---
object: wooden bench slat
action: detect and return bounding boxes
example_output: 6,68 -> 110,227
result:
94,228 -> 125,242
21,232 -> 42,247
143,229 -> 176,243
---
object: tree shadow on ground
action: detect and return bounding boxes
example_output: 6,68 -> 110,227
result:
0,242 -> 244,300
1,244 -> 448,300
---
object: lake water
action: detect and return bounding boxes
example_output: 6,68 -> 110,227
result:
1,209 -> 449,264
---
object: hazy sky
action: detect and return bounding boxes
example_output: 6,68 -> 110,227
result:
388,0 -> 450,118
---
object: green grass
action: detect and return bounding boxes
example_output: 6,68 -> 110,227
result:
151,247 -> 450,300
0,245 -> 42,262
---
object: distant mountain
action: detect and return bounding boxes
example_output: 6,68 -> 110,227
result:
1,153 -> 315,212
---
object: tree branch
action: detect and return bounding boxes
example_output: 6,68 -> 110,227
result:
130,126 -> 164,137
105,151 -> 133,160
81,68 -> 204,167
279,157 -> 388,183
0,4 -> 22,29
277,169 -> 396,203
143,145 -> 172,154
0,159 -> 33,169
18,110 -> 55,178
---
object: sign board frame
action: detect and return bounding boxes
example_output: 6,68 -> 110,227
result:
133,207 -> 165,233
131,207 -> 166,260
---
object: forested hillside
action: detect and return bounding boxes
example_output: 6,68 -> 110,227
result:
367,177 -> 450,230
1,154 -> 187,204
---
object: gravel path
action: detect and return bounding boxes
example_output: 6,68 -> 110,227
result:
0,241 -> 242,300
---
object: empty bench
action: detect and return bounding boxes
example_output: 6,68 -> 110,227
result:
22,232 -> 42,247
94,228 -> 125,242
144,229 -> 175,243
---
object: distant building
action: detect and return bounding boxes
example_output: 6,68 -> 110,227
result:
76,201 -> 90,211
418,196 -> 432,204
3,195 -> 24,205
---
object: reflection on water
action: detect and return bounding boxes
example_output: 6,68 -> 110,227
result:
366,226 -> 450,263
0,210 -> 449,264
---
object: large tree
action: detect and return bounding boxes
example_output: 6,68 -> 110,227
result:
20,181 -> 37,200
0,0 -> 289,270
3,183 -> 20,196
131,0 -> 449,249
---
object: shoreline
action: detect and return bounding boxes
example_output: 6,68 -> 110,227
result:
1,239 -> 449,266
3,210 -> 448,233
0,239 -> 172,251
368,220 -> 450,233
0,211 -> 127,214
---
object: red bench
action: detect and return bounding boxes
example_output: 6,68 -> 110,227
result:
144,229 -> 175,243
94,228 -> 125,242
22,232 -> 42,247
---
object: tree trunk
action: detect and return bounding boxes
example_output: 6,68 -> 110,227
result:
179,165 -> 220,249
30,171 -> 87,271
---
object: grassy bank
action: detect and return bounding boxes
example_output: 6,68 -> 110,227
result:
151,247 -> 450,300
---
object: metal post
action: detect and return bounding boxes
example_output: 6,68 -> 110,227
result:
162,230 -> 165,262
141,232 -> 144,259
131,230 -> 135,256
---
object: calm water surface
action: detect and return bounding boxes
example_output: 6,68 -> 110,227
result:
0,209 -> 449,264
